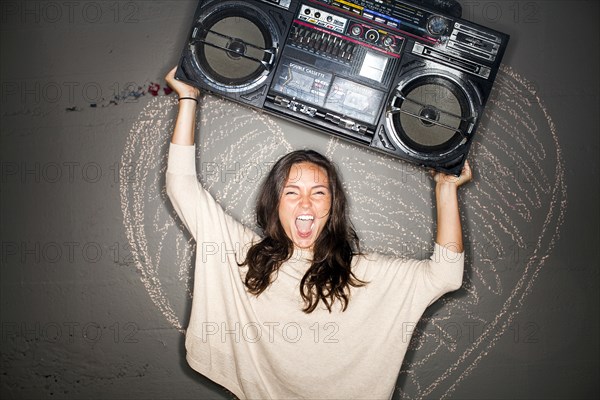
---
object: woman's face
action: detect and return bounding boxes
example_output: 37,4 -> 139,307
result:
278,162 -> 332,250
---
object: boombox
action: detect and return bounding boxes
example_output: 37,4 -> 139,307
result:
175,0 -> 509,175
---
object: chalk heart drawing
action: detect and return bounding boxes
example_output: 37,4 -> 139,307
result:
120,65 -> 566,399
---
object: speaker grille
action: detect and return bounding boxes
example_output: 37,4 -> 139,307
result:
190,4 -> 277,90
389,75 -> 472,155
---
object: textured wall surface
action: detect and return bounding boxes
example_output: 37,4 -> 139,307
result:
1,1 -> 598,399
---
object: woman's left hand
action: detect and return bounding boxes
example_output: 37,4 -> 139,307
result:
431,160 -> 473,188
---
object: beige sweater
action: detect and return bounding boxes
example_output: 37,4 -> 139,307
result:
166,143 -> 464,400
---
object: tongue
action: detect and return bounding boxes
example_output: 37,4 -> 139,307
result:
295,219 -> 313,234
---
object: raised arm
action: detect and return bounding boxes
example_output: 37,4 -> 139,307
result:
163,67 -> 203,238
165,66 -> 200,145
432,161 -> 472,253
164,66 -> 258,247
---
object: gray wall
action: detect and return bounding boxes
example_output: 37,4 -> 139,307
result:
1,1 -> 598,399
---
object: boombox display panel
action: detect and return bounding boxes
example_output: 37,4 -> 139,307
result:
176,0 -> 509,175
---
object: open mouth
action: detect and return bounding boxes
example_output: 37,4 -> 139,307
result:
295,215 -> 314,238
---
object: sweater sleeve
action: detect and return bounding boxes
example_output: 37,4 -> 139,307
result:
359,243 -> 464,309
422,243 -> 464,305
165,143 -> 257,247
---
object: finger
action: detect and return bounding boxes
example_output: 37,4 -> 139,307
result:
165,68 -> 176,89
458,161 -> 473,185
165,66 -> 176,81
464,161 -> 473,179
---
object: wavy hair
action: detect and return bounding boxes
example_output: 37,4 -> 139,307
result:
240,150 -> 365,313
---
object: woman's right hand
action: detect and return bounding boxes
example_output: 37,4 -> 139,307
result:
165,66 -> 201,99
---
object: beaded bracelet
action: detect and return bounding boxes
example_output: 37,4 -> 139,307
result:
178,97 -> 198,103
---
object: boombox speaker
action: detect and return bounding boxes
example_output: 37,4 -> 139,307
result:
176,0 -> 295,107
176,0 -> 509,175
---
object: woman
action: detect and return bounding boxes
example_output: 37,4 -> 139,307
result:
165,67 -> 472,399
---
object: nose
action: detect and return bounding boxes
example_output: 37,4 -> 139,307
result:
299,193 -> 312,208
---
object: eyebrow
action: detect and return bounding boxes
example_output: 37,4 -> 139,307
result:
283,184 -> 329,190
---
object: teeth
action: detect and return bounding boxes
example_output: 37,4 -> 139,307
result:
296,215 -> 314,221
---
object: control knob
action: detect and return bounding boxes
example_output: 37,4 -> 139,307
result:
426,15 -> 449,36
365,29 -> 379,42
350,24 -> 362,36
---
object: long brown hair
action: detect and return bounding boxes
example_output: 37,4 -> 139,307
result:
240,150 -> 365,313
